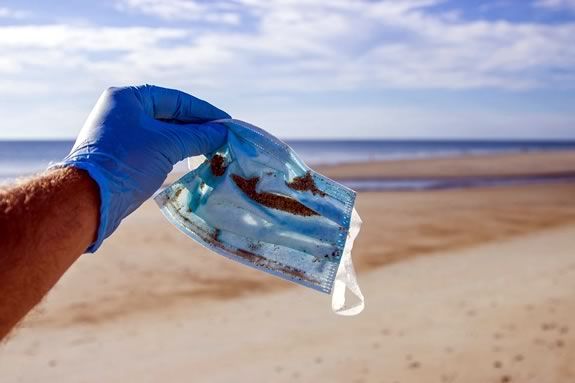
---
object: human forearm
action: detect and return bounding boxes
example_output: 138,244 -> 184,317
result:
0,167 -> 99,339
0,85 -> 229,341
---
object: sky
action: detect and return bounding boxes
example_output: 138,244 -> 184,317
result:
0,0 -> 574,140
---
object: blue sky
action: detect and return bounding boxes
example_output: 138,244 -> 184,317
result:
0,0 -> 574,139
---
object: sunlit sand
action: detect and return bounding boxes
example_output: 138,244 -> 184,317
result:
1,151 -> 575,383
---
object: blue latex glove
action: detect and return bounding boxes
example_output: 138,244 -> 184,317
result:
55,85 -> 230,252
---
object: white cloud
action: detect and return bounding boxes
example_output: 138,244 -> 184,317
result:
0,1 -> 574,92
0,7 -> 30,19
534,0 -> 575,11
116,0 -> 241,24
0,0 -> 574,138
0,25 -> 187,50
106,0 -> 575,91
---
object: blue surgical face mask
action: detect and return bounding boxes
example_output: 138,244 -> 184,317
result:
154,119 -> 364,315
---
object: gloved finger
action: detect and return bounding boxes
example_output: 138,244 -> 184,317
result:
138,84 -> 230,123
153,120 -> 228,163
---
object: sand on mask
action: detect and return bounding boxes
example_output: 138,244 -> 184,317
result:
231,174 -> 319,217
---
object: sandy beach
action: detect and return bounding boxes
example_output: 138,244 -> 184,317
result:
1,151 -> 575,383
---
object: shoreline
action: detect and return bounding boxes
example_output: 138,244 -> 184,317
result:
314,149 -> 575,179
337,172 -> 575,191
163,150 -> 575,191
302,146 -> 575,166
2,148 -> 575,188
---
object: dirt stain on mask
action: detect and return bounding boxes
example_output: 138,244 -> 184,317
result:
236,248 -> 319,284
176,218 -> 320,285
287,171 -> 326,197
210,154 -> 227,176
231,174 -> 319,217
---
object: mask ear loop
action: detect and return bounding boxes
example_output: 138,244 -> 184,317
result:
331,208 -> 365,316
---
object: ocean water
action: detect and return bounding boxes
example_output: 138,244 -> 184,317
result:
285,139 -> 575,164
2,139 -> 575,190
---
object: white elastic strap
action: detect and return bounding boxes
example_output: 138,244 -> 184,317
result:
331,207 -> 365,316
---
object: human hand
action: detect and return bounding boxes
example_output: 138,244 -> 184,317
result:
55,85 -> 230,252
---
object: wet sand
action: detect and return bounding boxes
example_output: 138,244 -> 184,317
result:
314,150 -> 575,179
1,151 -> 575,382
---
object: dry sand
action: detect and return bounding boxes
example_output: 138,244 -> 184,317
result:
1,151 -> 575,382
